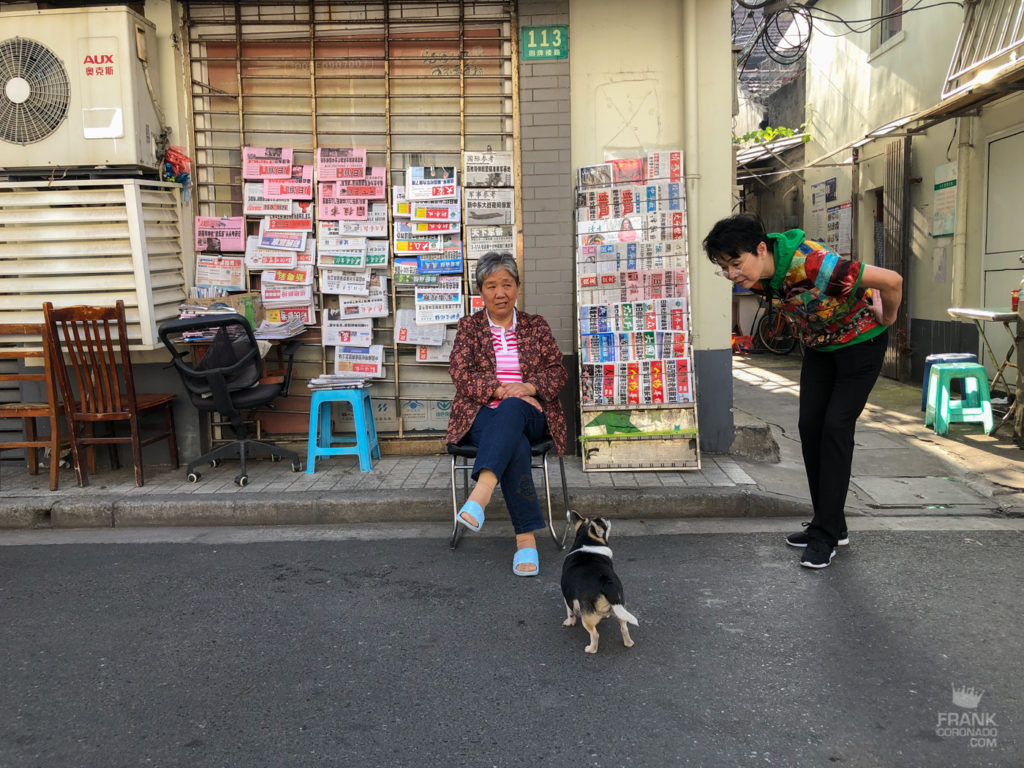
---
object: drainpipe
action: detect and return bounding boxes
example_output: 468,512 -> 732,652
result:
951,116 -> 971,307
683,0 -> 700,298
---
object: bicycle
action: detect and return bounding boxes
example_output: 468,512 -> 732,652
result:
750,296 -> 800,356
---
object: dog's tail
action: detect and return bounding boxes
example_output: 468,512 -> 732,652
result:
611,604 -> 638,625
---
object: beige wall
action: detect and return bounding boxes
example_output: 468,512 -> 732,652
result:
568,0 -> 734,353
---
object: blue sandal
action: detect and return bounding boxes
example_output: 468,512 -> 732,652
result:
512,547 -> 539,577
457,500 -> 484,532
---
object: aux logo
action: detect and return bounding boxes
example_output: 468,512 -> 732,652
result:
83,55 -> 115,64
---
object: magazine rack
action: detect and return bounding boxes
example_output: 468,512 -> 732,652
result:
574,153 -> 700,471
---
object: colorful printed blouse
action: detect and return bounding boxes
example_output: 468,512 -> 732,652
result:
756,229 -> 885,350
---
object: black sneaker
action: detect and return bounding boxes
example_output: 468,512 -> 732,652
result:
786,523 -> 849,548
800,539 -> 837,569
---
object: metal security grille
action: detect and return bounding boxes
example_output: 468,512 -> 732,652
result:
881,137 -> 910,382
184,0 -> 516,445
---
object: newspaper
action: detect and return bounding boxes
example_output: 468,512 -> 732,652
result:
319,183 -> 368,221
608,158 -> 646,185
261,266 -> 314,286
465,225 -> 514,259
464,187 -> 514,225
394,233 -> 443,254
319,267 -> 372,296
261,282 -> 313,306
321,314 -> 373,347
195,216 -> 245,253
319,206 -> 388,238
316,147 -> 366,180
336,275 -> 389,318
244,183 -> 295,215
409,203 -> 461,224
415,276 -> 463,325
258,229 -> 306,252
395,219 -> 460,236
264,304 -> 315,324
264,164 -> 313,200
463,151 -> 513,187
334,344 -> 384,377
334,167 -> 386,200
246,238 -> 298,270
645,150 -> 683,181
405,167 -> 458,200
394,308 -> 448,346
579,331 -> 688,363
416,327 -> 458,362
195,254 -> 245,291
254,317 -> 307,340
242,146 -> 293,180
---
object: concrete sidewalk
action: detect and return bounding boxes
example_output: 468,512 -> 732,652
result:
1,354 -> 1021,529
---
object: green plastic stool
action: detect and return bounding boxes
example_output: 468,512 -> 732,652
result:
924,362 -> 993,436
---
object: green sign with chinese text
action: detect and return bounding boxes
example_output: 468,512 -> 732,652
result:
520,25 -> 568,60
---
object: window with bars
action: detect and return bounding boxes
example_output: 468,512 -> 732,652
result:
185,0 -> 516,442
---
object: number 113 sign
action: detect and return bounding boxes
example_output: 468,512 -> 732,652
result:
521,25 -> 568,60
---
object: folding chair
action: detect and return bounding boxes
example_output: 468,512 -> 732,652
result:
447,438 -> 573,551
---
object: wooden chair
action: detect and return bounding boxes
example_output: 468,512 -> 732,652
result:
0,322 -> 67,491
43,300 -> 179,487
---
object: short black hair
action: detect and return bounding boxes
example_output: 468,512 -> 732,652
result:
702,213 -> 768,264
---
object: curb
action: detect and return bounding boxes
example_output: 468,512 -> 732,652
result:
0,487 -> 816,530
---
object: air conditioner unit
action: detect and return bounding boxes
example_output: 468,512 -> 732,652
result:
0,6 -> 164,172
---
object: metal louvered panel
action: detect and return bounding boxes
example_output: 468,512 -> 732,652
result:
0,180 -> 187,348
944,0 -> 1024,99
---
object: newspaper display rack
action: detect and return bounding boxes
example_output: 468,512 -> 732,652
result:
575,151 -> 701,471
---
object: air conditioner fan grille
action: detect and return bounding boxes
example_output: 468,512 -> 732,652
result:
0,37 -> 71,145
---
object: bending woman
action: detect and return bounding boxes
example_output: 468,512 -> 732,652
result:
446,251 -> 568,577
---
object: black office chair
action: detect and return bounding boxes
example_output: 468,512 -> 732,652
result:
447,438 -> 573,551
159,313 -> 302,486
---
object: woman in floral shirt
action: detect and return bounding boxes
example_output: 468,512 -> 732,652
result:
447,251 -> 567,576
704,214 -> 903,569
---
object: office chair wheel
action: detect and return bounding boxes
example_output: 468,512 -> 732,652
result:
291,461 -> 302,472
234,474 -> 248,487
187,471 -> 201,483
211,459 -> 222,468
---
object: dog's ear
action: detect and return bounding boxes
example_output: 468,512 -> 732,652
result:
570,509 -> 586,531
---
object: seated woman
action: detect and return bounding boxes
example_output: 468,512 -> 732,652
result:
446,251 -> 568,577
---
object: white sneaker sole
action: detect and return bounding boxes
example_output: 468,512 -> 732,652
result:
800,549 -> 836,569
786,535 -> 850,549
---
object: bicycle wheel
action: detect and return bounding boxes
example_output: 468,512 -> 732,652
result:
756,310 -> 798,355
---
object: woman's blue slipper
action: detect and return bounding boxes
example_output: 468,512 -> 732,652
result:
457,500 -> 484,532
512,547 -> 539,577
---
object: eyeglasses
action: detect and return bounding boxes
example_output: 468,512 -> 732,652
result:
714,255 -> 748,278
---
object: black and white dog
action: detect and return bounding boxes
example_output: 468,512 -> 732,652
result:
560,513 -> 638,654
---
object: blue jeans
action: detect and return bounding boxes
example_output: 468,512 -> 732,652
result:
464,398 -> 547,535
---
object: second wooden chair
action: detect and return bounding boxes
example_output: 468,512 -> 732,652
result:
43,300 -> 179,487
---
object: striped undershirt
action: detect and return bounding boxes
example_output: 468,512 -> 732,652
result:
487,309 -> 522,408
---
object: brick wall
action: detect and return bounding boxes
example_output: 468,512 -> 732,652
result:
516,0 -> 578,449
517,0 -> 573,352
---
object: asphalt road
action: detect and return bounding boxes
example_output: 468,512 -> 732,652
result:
1,524 -> 1021,768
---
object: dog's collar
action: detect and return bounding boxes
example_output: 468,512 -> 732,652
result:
567,544 -> 613,559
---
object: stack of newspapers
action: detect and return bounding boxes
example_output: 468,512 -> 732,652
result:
307,374 -> 369,391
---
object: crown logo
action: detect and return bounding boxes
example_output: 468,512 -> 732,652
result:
952,684 -> 984,709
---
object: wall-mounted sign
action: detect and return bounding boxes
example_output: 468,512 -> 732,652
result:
521,25 -> 568,60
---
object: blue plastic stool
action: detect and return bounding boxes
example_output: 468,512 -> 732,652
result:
924,362 -> 993,436
921,353 -> 978,410
306,387 -> 380,473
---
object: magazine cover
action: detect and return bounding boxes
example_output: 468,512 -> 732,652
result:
578,163 -> 612,188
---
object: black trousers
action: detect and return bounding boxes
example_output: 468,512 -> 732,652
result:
799,330 -> 888,547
